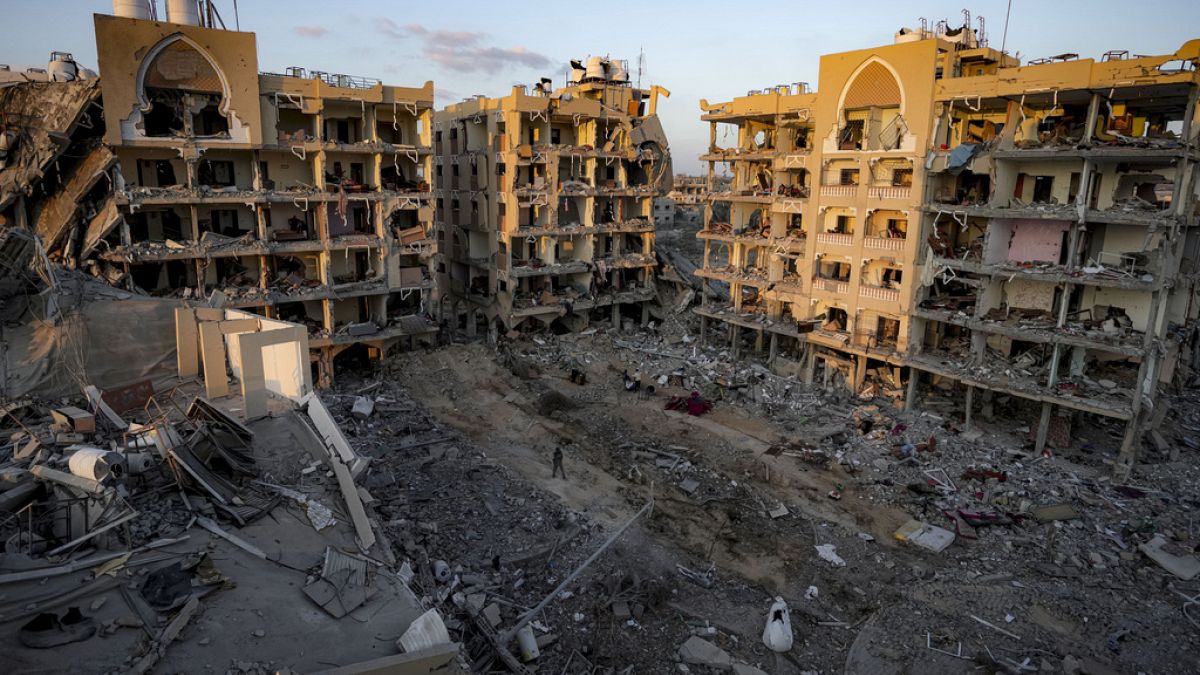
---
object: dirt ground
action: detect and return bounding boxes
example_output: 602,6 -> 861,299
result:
349,324 -> 1200,675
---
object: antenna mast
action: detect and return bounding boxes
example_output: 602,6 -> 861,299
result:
1001,0 -> 1013,55
637,47 -> 645,89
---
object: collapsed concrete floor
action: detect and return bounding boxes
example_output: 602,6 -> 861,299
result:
2,308 -> 1200,674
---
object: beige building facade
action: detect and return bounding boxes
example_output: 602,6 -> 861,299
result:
433,61 -> 672,334
698,24 -> 1200,470
91,9 -> 437,387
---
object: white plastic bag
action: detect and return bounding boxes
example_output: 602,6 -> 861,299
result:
762,596 -> 793,652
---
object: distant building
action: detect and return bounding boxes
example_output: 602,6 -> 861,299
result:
433,59 -> 672,334
667,176 -> 707,206
653,197 -> 676,226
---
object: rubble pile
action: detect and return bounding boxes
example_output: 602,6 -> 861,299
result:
0,381 -> 468,673
322,371 -> 796,673
375,324 -> 1200,673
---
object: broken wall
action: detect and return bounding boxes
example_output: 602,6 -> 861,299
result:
1004,278 -> 1056,311
1078,286 -> 1162,333
1,279 -> 178,399
1006,219 -> 1070,263
222,311 -> 310,403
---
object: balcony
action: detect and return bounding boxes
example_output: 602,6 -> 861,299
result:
820,184 -> 857,198
816,232 -> 854,247
812,278 -> 849,294
859,285 -> 900,303
867,186 -> 911,201
863,236 -> 906,252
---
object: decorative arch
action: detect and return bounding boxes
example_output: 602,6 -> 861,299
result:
837,57 -> 905,114
135,34 -> 233,119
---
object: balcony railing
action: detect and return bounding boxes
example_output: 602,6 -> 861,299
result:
859,285 -> 900,303
812,278 -> 849,294
863,236 -> 906,251
816,232 -> 854,247
820,184 -> 857,198
868,186 -> 911,200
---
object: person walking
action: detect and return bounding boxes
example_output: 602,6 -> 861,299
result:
552,446 -> 567,479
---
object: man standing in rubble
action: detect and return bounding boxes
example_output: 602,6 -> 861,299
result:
552,445 -> 567,479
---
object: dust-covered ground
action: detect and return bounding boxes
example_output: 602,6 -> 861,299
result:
325,320 -> 1200,675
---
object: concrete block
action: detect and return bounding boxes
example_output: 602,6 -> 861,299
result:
679,636 -> 732,670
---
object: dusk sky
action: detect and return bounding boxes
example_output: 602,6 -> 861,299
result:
4,1 -> 1199,173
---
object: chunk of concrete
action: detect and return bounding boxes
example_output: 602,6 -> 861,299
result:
679,636 -> 731,670
351,396 -> 375,420
612,601 -> 631,620
894,519 -> 955,553
732,664 -> 769,675
1139,534 -> 1200,581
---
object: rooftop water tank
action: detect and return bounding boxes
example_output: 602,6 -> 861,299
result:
585,56 -> 607,81
609,60 -> 628,83
48,52 -> 79,82
112,0 -> 152,20
166,0 -> 200,26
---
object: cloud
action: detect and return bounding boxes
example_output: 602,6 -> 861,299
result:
374,19 -> 551,75
293,25 -> 328,38
376,17 -> 406,40
429,45 -> 552,73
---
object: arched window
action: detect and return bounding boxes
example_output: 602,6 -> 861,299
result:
138,36 -> 230,138
838,60 -> 906,151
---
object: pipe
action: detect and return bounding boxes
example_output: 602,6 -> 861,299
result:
498,499 -> 654,645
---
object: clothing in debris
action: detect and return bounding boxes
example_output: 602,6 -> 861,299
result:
665,391 -> 712,417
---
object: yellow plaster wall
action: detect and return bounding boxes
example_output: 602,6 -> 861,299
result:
94,14 -> 263,145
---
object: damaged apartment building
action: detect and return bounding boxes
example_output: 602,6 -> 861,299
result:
3,1 -> 438,388
434,59 -> 673,334
696,19 -> 1200,469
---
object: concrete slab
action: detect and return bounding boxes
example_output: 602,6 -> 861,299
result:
679,636 -> 732,670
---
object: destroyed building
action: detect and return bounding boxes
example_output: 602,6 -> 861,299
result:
7,4 -> 1200,673
2,2 -> 438,390
433,61 -> 672,334
696,19 -> 1200,470
666,175 -> 708,206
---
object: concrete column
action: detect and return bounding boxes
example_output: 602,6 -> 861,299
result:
1068,347 -> 1087,378
768,333 -> 778,364
755,329 -> 764,353
802,346 -> 816,385
853,355 -> 867,391
699,315 -> 707,346
612,303 -> 620,329
250,153 -> 264,191
731,324 -> 740,359
1034,402 -> 1053,455
321,299 -> 335,337
964,385 -> 975,429
317,347 -> 334,389
980,389 -> 995,422
905,368 -> 919,411
641,303 -> 650,326
1118,288 -> 1167,472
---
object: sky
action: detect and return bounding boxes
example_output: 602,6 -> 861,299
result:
3,1 -> 1199,173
